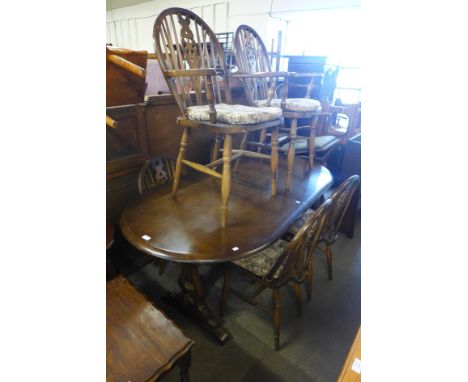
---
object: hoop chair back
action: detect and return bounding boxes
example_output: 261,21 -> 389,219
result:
268,199 -> 332,284
234,25 -> 275,104
325,175 -> 360,243
137,157 -> 176,195
153,8 -> 232,115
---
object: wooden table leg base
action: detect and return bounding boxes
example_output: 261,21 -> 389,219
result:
163,292 -> 231,345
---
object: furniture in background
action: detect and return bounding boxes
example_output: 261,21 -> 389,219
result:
338,134 -> 361,238
106,223 -> 117,281
137,156 -> 179,275
233,24 -> 323,189
219,199 -> 332,350
120,156 -> 333,344
107,276 -> 195,382
337,326 -> 361,382
106,46 -> 147,107
153,8 -> 283,227
288,175 -> 360,281
320,101 -> 360,144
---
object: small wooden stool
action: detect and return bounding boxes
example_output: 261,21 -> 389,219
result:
107,276 -> 195,382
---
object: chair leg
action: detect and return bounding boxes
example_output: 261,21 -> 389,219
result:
159,259 -> 167,275
221,134 -> 232,228
211,135 -> 221,168
306,258 -> 314,301
325,244 -> 333,280
286,118 -> 298,190
178,349 -> 192,382
173,127 -> 189,196
257,128 -> 267,153
272,288 -> 281,351
308,114 -> 317,168
270,126 -> 279,197
291,282 -> 302,316
233,132 -> 247,172
219,268 -> 231,317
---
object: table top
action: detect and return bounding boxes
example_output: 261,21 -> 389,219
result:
120,157 -> 332,263
107,276 -> 194,382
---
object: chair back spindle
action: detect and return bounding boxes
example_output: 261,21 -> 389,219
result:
153,8 -> 231,116
137,157 -> 176,195
268,199 -> 332,283
325,175 -> 360,242
234,25 -> 277,105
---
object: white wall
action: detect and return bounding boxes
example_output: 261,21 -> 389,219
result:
106,0 -> 360,53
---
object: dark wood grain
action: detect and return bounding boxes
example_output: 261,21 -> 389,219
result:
106,47 -> 148,107
120,156 -> 332,263
107,276 -> 194,382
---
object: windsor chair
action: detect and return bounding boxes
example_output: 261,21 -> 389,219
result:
153,8 -> 283,227
219,199 -> 332,350
233,25 -> 340,187
288,175 -> 360,282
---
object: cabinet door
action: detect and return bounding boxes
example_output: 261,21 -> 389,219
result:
106,103 -> 149,222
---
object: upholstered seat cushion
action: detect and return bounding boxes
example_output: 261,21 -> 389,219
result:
278,135 -> 339,153
232,239 -> 289,278
255,98 -> 321,113
288,209 -> 315,236
187,103 -> 282,125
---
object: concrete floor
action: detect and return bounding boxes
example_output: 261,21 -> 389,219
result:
127,218 -> 361,382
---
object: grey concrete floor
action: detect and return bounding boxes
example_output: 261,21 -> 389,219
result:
127,218 -> 360,382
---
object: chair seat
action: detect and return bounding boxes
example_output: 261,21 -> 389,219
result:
187,103 -> 282,125
278,135 -> 340,153
288,208 -> 315,235
255,98 -> 321,112
232,239 -> 289,278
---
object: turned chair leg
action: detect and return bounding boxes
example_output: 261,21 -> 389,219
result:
211,135 -> 221,170
159,259 -> 167,275
219,268 -> 231,317
257,128 -> 267,153
308,114 -> 317,168
270,126 -> 279,197
306,258 -> 314,301
291,282 -> 302,316
173,127 -> 189,196
272,288 -> 281,351
233,132 -> 247,172
286,118 -> 298,190
325,244 -> 333,280
178,349 -> 192,382
221,134 -> 232,228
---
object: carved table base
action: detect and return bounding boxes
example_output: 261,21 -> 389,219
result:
163,263 -> 231,345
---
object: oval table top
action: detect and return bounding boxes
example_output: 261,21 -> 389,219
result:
120,157 -> 332,263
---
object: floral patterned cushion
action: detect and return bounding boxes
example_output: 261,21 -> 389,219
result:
232,239 -> 289,278
187,103 -> 282,125
255,98 -> 321,112
278,135 -> 339,153
288,208 -> 315,235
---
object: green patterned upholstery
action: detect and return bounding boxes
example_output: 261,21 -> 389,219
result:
232,239 -> 289,278
288,209 -> 315,236
279,135 -> 339,153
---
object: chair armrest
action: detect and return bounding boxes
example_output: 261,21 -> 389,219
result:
231,71 -> 289,78
287,72 -> 323,79
164,68 -> 218,78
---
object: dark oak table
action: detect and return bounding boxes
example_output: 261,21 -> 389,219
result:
107,276 -> 194,382
120,157 -> 333,343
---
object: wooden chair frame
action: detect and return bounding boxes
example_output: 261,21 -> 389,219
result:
220,199 -> 332,350
153,8 -> 282,227
317,175 -> 360,280
137,156 -> 178,276
233,24 -> 324,189
319,101 -> 360,144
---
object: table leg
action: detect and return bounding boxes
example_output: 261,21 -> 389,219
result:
163,264 -> 231,345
